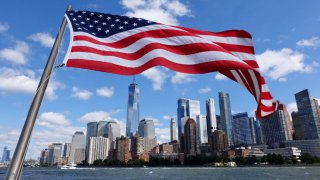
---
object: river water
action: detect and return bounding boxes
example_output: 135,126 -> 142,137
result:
0,166 -> 319,179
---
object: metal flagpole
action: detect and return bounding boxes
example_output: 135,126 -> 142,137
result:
5,5 -> 72,180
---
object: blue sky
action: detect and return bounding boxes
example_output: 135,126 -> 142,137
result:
0,0 -> 319,159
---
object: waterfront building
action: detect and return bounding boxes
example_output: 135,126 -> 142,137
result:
48,143 -> 62,166
70,131 -> 86,164
209,130 -> 228,154
88,137 -> 109,164
159,143 -> 174,154
253,118 -> 264,144
138,118 -> 157,151
115,136 -> 132,163
219,92 -> 233,146
259,102 -> 293,147
1,146 -> 10,162
86,122 -> 98,160
177,99 -> 201,138
97,121 -> 108,137
263,147 -> 301,158
170,117 -> 177,142
196,115 -> 208,144
285,139 -> 320,157
104,120 -> 121,142
206,98 -> 217,135
130,131 -> 145,160
169,140 -> 180,153
184,118 -> 199,155
39,148 -> 49,165
294,89 -> 320,139
62,143 -> 71,163
126,81 -> 140,137
232,112 -> 252,146
248,117 -> 257,144
216,115 -> 221,130
292,112 -> 303,140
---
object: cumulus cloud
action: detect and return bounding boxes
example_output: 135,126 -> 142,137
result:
72,87 -> 93,100
155,127 -> 170,144
0,22 -> 9,33
0,67 -> 63,100
79,111 -> 112,123
96,86 -> 114,97
198,87 -> 212,94
171,72 -> 196,84
297,37 -> 320,47
120,0 -> 191,25
37,112 -> 70,127
256,48 -> 315,81
163,115 -> 174,120
28,32 -> 55,48
215,73 -> 228,80
287,102 -> 298,114
0,41 -> 30,65
141,67 -> 168,90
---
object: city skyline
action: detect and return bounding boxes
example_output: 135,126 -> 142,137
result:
0,0 -> 320,159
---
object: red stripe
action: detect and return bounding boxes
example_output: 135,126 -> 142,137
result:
215,42 -> 254,54
237,70 -> 256,97
243,60 -> 259,68
260,92 -> 273,100
71,42 -> 241,60
175,26 -> 252,38
66,59 -> 254,75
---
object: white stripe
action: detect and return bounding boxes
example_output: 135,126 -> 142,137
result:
230,70 -> 247,89
73,24 -> 187,43
232,52 -> 255,60
261,84 -> 269,93
261,110 -> 274,117
248,70 -> 260,101
63,14 -> 75,64
199,35 -> 253,46
261,99 -> 273,107
68,50 -> 246,68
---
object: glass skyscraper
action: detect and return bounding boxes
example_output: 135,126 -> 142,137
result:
1,146 -> 10,162
219,92 -> 233,146
206,98 -> 217,135
294,89 -> 320,140
138,118 -> 156,151
104,120 -> 121,142
177,99 -> 188,139
70,131 -> 86,164
97,121 -> 108,137
86,122 -> 98,160
170,117 -> 177,142
126,81 -> 140,137
177,99 -> 200,139
196,115 -> 208,144
232,112 -> 252,146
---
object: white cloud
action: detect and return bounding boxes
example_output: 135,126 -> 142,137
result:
72,87 -> 93,100
0,67 -> 63,100
0,41 -> 29,65
171,72 -> 196,84
155,127 -> 170,144
121,0 -> 191,25
141,67 -> 168,90
96,86 -> 114,97
37,112 -> 70,127
28,32 -> 55,48
215,73 -> 228,80
287,102 -> 298,114
198,87 -> 212,94
297,37 -> 320,47
163,115 -> 173,120
256,48 -> 315,81
79,111 -> 112,123
0,22 -> 9,33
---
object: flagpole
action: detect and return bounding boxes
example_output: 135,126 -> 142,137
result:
5,5 -> 72,180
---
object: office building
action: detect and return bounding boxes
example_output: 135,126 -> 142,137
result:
104,120 -> 121,142
86,122 -> 98,160
170,117 -> 177,142
206,98 -> 217,135
294,89 -> 320,139
196,115 -> 208,144
259,102 -> 293,147
115,136 -> 132,163
88,137 -> 109,164
70,131 -> 86,164
285,139 -> 320,157
208,130 -> 228,154
62,143 -> 71,163
177,99 -> 201,138
292,112 -> 303,140
126,81 -> 140,137
1,146 -> 10,162
138,118 -> 157,151
130,131 -> 145,160
253,118 -> 264,144
219,92 -> 233,146
232,112 -> 252,146
184,118 -> 199,155
48,143 -> 62,166
97,121 -> 108,137
248,117 -> 257,144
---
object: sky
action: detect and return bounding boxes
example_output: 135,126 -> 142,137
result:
0,0 -> 319,159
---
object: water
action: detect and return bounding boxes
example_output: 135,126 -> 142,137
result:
0,166 -> 319,180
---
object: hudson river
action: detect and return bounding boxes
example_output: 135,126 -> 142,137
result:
1,166 -> 320,179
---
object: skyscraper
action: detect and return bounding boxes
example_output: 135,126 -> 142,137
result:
104,120 -> 121,142
88,137 -> 109,164
126,81 -> 140,137
184,118 -> 199,155
292,111 -> 303,140
219,92 -> 233,146
248,117 -> 257,144
294,89 -> 320,140
259,102 -> 293,147
97,121 -> 108,137
253,118 -> 264,144
138,118 -> 157,151
177,98 -> 188,139
206,98 -> 217,135
177,99 -> 200,139
48,143 -> 62,166
232,112 -> 252,146
63,143 -> 71,163
196,115 -> 208,144
115,136 -> 132,163
208,130 -> 228,154
170,118 -> 177,142
86,122 -> 98,160
1,146 -> 10,162
70,131 -> 86,164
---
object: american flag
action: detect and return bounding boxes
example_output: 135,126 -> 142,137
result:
63,10 -> 278,118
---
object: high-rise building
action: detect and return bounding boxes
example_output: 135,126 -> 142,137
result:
184,118 -> 199,155
39,148 -> 49,165
208,130 -> 228,154
70,131 -> 86,164
48,143 -> 62,166
126,81 -> 140,137
248,117 -> 257,144
115,136 -> 132,163
97,121 -> 108,137
219,92 -> 233,146
232,112 -> 252,146
292,111 -> 303,140
259,102 -> 293,147
104,120 -> 121,142
170,118 -> 177,142
196,115 -> 208,144
177,98 -> 188,139
177,99 -> 200,138
130,131 -> 145,160
62,143 -> 71,162
86,122 -> 98,160
1,146 -> 10,162
253,118 -> 264,144
138,118 -> 157,151
206,98 -> 217,135
88,137 -> 109,164
216,115 -> 221,130
294,89 -> 320,140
